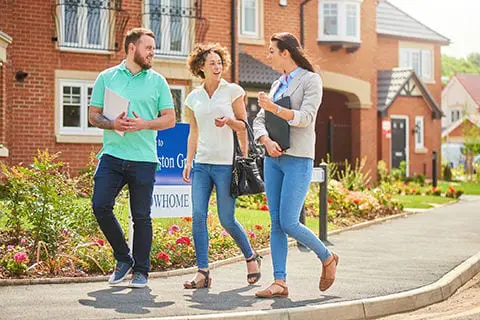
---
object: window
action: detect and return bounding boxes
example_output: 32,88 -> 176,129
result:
145,0 -> 191,57
61,0 -> 109,50
240,0 -> 259,38
415,116 -> 424,149
346,4 -> 357,37
60,80 -> 101,135
170,86 -> 186,122
450,108 -> 461,123
323,4 -> 338,36
399,48 -> 433,81
318,0 -> 362,43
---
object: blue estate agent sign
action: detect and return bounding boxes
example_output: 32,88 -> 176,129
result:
151,123 -> 192,218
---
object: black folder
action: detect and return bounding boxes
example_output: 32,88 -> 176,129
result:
265,96 -> 291,151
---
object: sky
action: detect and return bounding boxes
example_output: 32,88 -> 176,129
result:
388,0 -> 480,59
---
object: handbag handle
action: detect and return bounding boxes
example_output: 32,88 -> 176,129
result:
233,120 -> 263,158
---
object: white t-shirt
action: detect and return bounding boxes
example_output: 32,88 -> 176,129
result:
185,79 -> 245,165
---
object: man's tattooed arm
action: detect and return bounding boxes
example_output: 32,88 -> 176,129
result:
89,106 -> 114,130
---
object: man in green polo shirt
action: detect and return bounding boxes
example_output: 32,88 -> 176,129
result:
89,27 -> 175,288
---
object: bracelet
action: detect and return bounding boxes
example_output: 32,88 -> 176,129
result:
275,105 -> 282,114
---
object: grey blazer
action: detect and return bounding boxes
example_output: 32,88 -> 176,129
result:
253,69 -> 323,159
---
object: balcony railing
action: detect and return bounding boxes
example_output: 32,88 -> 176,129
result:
52,0 -> 129,52
143,1 -> 208,58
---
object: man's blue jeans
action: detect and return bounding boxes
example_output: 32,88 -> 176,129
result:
264,155 -> 331,280
191,163 -> 254,269
92,154 -> 157,276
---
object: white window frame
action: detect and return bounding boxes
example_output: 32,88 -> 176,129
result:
415,116 -> 424,149
170,85 -> 186,122
59,80 -> 102,136
144,0 -> 191,57
318,0 -> 362,43
450,107 -> 462,124
60,0 -> 109,51
399,47 -> 433,82
240,0 -> 260,38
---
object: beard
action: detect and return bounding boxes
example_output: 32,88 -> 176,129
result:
134,51 -> 153,70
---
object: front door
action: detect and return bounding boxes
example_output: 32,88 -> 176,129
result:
391,118 -> 407,169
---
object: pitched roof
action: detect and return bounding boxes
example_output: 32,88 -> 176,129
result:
456,74 -> 480,107
239,53 -> 280,88
377,68 -> 443,118
442,115 -> 480,137
376,1 -> 450,44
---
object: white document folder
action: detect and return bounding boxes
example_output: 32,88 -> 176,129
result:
103,87 -> 130,136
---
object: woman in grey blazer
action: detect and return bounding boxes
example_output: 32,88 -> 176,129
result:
253,32 -> 338,298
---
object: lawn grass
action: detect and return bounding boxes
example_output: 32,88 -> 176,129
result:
437,181 -> 480,195
393,195 -> 455,209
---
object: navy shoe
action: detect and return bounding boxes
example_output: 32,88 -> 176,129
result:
108,260 -> 133,284
129,272 -> 148,288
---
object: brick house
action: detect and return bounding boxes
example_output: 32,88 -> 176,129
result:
440,74 -> 480,168
0,0 -> 448,179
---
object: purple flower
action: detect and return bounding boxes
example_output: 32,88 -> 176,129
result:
20,238 -> 27,245
220,229 -> 229,237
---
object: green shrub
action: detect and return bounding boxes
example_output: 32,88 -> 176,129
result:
443,164 -> 453,181
0,163 -> 32,237
338,157 -> 371,191
391,161 -> 407,181
73,239 -> 114,274
377,160 -> 390,183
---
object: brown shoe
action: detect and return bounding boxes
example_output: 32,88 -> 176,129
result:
183,269 -> 212,289
319,253 -> 339,291
255,282 -> 289,298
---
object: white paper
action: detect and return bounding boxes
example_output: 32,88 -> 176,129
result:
103,87 -> 130,136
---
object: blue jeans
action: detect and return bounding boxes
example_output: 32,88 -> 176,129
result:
92,154 -> 157,276
191,163 -> 254,269
264,155 -> 331,280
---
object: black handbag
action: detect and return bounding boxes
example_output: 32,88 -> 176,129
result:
230,120 -> 265,197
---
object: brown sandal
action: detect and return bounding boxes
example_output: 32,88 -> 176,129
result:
183,269 -> 212,289
255,282 -> 289,298
319,253 -> 339,291
246,253 -> 262,285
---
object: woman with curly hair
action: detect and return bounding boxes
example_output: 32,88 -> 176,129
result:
182,43 -> 262,289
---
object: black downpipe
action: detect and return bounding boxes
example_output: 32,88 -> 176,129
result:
300,0 -> 312,47
231,0 -> 236,82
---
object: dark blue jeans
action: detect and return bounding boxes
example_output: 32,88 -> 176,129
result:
92,154 -> 157,276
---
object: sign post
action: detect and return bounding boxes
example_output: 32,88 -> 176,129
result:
312,164 -> 328,242
128,123 -> 192,250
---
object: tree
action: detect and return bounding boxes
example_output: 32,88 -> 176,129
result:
467,53 -> 480,70
441,54 -> 480,80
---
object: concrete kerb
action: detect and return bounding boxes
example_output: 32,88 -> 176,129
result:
0,209 -> 423,287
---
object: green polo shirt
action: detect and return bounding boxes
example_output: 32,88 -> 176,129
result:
90,61 -> 174,163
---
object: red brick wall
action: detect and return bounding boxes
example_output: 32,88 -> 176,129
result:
0,0 -> 236,173
376,36 -> 442,105
379,96 -> 442,178
241,0 -> 379,179
202,1 -> 234,82
0,63 -> 6,145
1,0 -> 144,172
240,1 -> 300,62
0,0 -> 445,179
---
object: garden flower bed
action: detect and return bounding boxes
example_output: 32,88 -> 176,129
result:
0,152 -> 459,280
